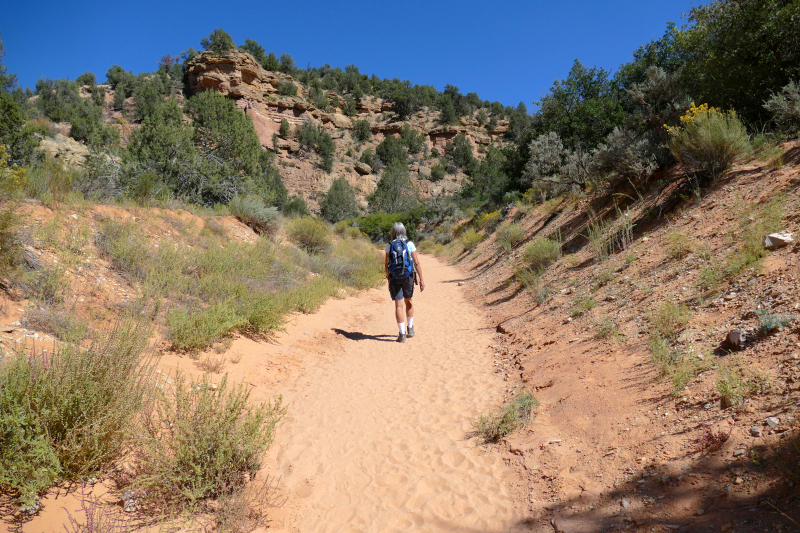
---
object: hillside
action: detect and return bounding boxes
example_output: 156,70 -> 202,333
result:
437,143 -> 800,531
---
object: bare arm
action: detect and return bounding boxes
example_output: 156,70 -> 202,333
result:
411,251 -> 425,292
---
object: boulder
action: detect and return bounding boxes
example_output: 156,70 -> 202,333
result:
726,328 -> 747,349
354,162 -> 372,175
39,134 -> 91,167
764,232 -> 794,249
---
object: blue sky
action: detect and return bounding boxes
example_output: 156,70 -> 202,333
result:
3,0 -> 698,108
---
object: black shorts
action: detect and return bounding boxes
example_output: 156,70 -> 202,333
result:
388,276 -> 414,301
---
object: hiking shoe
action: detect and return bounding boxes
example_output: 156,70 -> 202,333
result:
397,333 -> 407,343
407,326 -> 415,338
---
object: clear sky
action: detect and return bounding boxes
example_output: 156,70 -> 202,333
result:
3,0 -> 698,109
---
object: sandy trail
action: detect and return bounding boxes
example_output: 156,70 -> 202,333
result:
251,256 -> 523,532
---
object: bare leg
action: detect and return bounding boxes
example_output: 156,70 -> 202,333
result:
395,299 -> 405,324
405,298 -> 413,319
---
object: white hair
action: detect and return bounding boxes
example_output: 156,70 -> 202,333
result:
390,222 -> 407,240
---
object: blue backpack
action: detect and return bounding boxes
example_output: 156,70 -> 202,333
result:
388,238 -> 414,279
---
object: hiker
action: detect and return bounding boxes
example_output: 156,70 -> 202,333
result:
385,222 -> 425,343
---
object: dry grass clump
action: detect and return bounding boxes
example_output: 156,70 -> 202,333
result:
715,357 -> 770,409
520,237 -> 560,272
664,231 -> 695,260
461,230 -> 483,251
474,391 -> 538,443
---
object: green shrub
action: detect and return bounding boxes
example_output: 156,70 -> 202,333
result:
23,266 -> 68,305
755,309 -> 792,336
279,118 -> 291,137
0,321 -> 155,506
286,217 -> 332,254
0,201 -> 22,280
352,211 -> 420,242
461,230 -> 482,251
586,209 -> 633,262
320,177 -> 359,224
351,120 -> 372,143
430,164 -> 445,182
496,222 -> 526,252
200,28 -> 236,55
666,103 -> 750,182
716,357 -> 770,409
521,238 -> 560,273
134,372 -> 285,512
277,80 -> 298,96
167,300 -> 245,352
228,196 -> 281,236
474,391 -> 538,443
764,81 -> 800,135
283,275 -> 339,313
313,239 -> 383,289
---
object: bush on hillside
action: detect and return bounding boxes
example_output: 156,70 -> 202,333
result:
368,161 -> 418,214
521,238 -> 561,273
351,120 -> 371,143
376,135 -> 408,166
286,217 -> 332,254
134,373 -> 285,512
0,322 -> 155,506
228,196 -> 281,236
764,81 -> 800,136
591,127 -> 658,182
277,80 -> 298,96
279,118 -> 291,138
430,164 -> 446,182
201,28 -> 236,55
320,177 -> 359,224
666,103 -> 750,182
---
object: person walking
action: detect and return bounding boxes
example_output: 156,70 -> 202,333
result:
385,222 -> 425,343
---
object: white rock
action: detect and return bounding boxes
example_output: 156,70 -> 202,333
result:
764,232 -> 793,249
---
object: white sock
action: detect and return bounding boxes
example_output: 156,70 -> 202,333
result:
398,323 -> 406,334
407,317 -> 414,328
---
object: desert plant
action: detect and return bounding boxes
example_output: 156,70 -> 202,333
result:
664,231 -> 695,260
716,357 -> 770,409
520,237 -> 560,273
286,217 -> 332,254
133,372 -> 285,512
351,120 -> 371,143
0,200 -> 22,281
569,294 -> 597,317
95,219 -> 150,280
763,81 -> 800,135
320,177 -> 359,224
228,196 -> 281,236
430,164 -> 445,182
755,309 -> 792,336
594,315 -> 622,341
167,300 -> 245,352
649,299 -> 690,339
474,391 -> 538,443
496,222 -> 526,252
666,103 -> 750,182
277,81 -> 298,97
278,118 -> 291,138
0,321 -> 155,506
586,209 -> 633,261
461,230 -> 483,251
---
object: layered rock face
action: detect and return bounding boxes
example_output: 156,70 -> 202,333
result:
182,51 -> 512,208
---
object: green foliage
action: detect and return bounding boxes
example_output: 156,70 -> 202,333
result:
399,123 -> 425,154
430,163 -> 446,182
368,161 -> 418,214
283,195 -> 310,217
376,135 -> 408,166
522,132 -> 589,199
716,357 -> 770,409
666,103 -> 750,182
167,300 -> 246,352
320,177 -> 360,223
521,237 -> 560,273
591,126 -> 658,181
228,196 -> 281,236
297,121 -> 335,172
359,147 -> 377,170
35,78 -> 118,148
200,28 -> 236,55
351,119 -> 372,143
351,211 -> 420,242
188,90 -> 261,175
279,118 -> 291,138
286,217 -> 332,254
445,132 -> 477,174
0,30 -> 17,91
461,230 -> 483,251
0,200 -> 22,281
496,222 -> 526,252
438,96 -> 458,125
534,60 -> 625,150
474,391 -> 538,443
134,373 -> 284,511
755,308 -> 792,336
664,231 -> 695,260
764,81 -> 800,135
277,80 -> 298,96
0,322 -> 155,506
0,92 -> 42,166
75,72 -> 96,86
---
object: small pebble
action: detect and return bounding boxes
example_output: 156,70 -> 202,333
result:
697,508 -> 705,515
